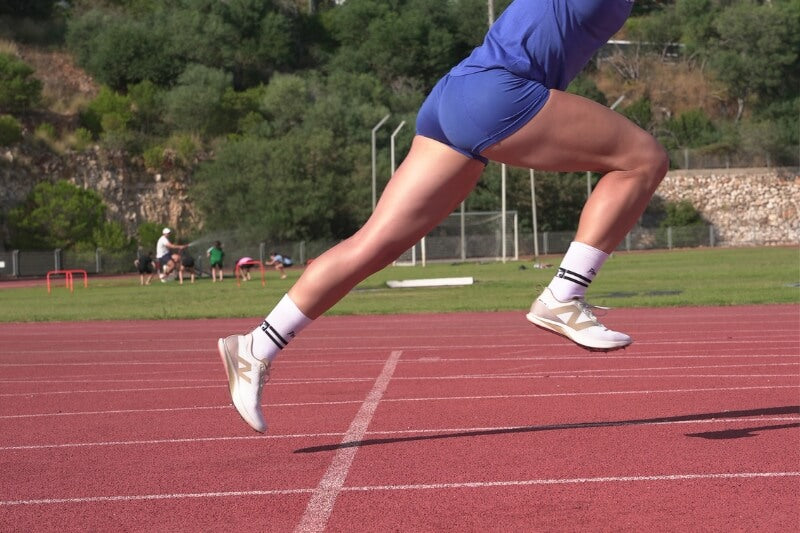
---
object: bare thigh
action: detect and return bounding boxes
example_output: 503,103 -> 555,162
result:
481,89 -> 663,173
289,136 -> 485,317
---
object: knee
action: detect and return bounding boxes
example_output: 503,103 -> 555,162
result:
628,135 -> 668,192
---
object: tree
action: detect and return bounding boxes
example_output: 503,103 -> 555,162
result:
164,64 -> 233,137
0,53 -> 42,113
708,1 -> 798,120
92,220 -> 134,253
0,0 -> 57,18
68,12 -> 182,90
7,181 -> 106,249
661,108 -> 718,150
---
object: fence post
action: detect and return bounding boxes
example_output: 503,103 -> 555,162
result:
12,250 -> 19,277
54,249 -> 61,271
259,242 -> 266,263
667,227 -> 673,249
543,232 -> 549,255
95,248 -> 102,273
513,212 -> 519,260
709,225 -> 715,247
300,241 -> 306,266
625,232 -> 631,252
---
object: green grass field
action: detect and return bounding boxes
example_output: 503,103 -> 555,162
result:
1,246 -> 797,322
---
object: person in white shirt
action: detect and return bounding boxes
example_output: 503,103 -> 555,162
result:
155,228 -> 186,282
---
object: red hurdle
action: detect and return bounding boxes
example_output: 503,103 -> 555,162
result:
46,269 -> 89,294
234,260 -> 266,287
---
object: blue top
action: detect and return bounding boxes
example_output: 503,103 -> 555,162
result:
450,0 -> 633,90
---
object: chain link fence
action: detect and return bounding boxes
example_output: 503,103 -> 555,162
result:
668,147 -> 800,170
2,219 -> 794,279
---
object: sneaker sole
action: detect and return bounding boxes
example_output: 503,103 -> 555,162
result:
525,313 -> 631,352
217,338 -> 266,433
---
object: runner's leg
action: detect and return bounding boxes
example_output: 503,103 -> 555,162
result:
481,89 -> 668,252
289,136 -> 485,318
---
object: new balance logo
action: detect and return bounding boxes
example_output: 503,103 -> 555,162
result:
237,355 -> 252,384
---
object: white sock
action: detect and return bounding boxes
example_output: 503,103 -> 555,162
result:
250,294 -> 312,361
547,241 -> 608,301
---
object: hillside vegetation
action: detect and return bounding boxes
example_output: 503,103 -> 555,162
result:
0,0 -> 798,254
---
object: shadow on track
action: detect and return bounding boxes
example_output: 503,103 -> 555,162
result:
294,405 -> 800,453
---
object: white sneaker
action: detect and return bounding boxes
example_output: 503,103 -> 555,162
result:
217,333 -> 270,433
526,288 -> 632,351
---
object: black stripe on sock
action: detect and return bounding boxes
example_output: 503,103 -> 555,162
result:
267,325 -> 288,347
260,320 -> 287,349
557,268 -> 591,287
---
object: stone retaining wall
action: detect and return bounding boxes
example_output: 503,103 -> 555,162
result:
656,168 -> 799,246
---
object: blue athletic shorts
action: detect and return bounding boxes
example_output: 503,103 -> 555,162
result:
416,68 -> 551,165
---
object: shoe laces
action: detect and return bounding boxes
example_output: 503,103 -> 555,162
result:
574,298 -> 610,325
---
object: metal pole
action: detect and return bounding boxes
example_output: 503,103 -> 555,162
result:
487,0 -> 495,25
501,163 -> 507,263
513,211 -> 519,260
460,202 -> 466,261
586,171 -> 592,199
530,169 -> 538,258
371,114 -> 390,211
390,121 -> 406,174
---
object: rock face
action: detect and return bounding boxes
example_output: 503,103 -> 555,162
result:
1,143 -> 798,247
0,144 -> 200,239
657,168 -> 799,246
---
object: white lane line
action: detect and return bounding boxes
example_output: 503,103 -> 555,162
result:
2,471 -> 796,507
380,384 -> 800,404
2,360 -> 797,384
1,384 -> 798,420
1,336 -> 798,358
2,350 -> 797,368
344,471 -> 800,492
294,350 -> 401,533
2,417 -> 797,451
2,370 -> 798,397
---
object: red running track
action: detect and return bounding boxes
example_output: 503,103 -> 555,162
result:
0,304 -> 798,531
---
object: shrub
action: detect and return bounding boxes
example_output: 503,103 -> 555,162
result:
142,144 -> 166,170
136,221 -> 163,251
34,122 -> 56,141
660,200 -> 705,228
70,127 -> 93,151
0,113 -> 22,145
0,52 -> 42,112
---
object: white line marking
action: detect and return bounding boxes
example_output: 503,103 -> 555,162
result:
1,350 -> 797,368
345,471 -> 800,492
2,471 -> 796,507
1,385 -> 797,420
1,336 -> 798,359
295,350 -> 401,533
2,366 -> 798,397
380,385 -> 800,404
2,417 -> 797,451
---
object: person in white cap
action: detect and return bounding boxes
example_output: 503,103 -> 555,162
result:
155,228 -> 186,282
